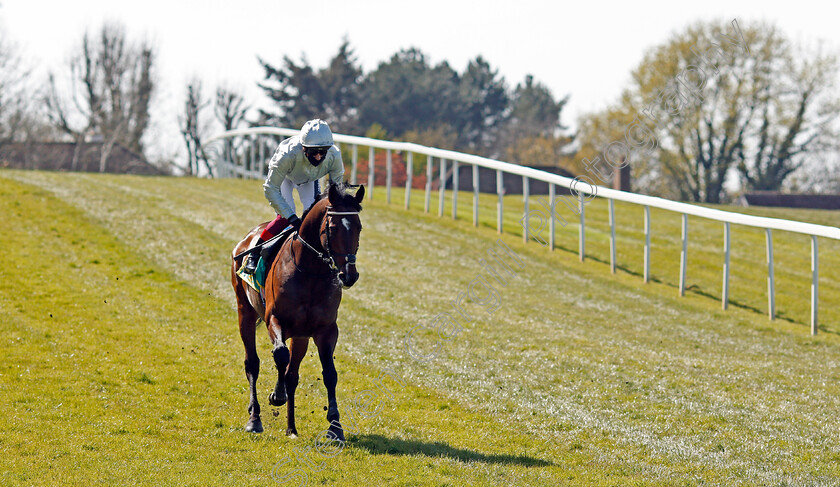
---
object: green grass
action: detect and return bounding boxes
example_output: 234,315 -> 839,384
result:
377,182 -> 840,330
1,169 -> 840,486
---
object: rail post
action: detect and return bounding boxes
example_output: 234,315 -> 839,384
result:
425,155 -> 432,213
644,206 -> 651,283
439,159 -> 447,217
679,214 -> 688,296
405,152 -> 413,210
351,144 -> 358,185
523,176 -> 529,243
766,229 -> 775,320
609,199 -> 616,273
579,193 -> 585,261
496,170 -> 503,234
722,222 -> 730,309
367,146 -> 374,201
811,236 -> 819,335
386,149 -> 392,204
472,164 -> 479,227
452,160 -> 459,219
549,184 -> 556,251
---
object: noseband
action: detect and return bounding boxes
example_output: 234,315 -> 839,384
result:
295,207 -> 360,273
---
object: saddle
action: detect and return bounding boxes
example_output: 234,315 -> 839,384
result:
237,226 -> 296,293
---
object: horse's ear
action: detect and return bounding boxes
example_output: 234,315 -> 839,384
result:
355,185 -> 365,204
328,182 -> 341,205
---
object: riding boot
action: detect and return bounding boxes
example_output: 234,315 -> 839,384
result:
243,238 -> 265,275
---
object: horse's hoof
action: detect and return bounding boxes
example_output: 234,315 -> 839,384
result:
328,425 -> 345,443
286,428 -> 298,438
268,391 -> 287,407
245,418 -> 263,433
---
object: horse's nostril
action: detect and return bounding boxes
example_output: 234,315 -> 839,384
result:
343,272 -> 359,287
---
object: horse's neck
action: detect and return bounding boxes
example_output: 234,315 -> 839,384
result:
292,206 -> 328,272
299,204 -> 325,250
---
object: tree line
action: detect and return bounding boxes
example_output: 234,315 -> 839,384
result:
1,22 -> 160,172
252,41 -> 571,162
1,18 -> 838,201
178,38 -> 576,177
576,20 -> 840,202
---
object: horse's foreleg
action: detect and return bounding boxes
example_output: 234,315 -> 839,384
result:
280,337 -> 308,437
268,339 -> 289,407
236,286 -> 262,433
314,324 -> 344,442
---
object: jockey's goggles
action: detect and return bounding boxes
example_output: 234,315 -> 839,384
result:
304,147 -> 330,157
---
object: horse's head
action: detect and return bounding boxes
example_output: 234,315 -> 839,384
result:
320,182 -> 364,288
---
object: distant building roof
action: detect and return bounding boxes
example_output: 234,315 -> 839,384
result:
0,141 -> 166,175
741,192 -> 840,210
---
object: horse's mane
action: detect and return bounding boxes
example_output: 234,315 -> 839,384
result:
300,182 -> 363,223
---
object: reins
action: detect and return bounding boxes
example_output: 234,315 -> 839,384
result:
294,206 -> 359,274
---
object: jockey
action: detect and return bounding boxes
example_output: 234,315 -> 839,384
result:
243,119 -> 345,274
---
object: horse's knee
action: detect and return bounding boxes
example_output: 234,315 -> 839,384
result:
284,371 -> 299,391
272,346 -> 290,370
326,406 -> 340,423
244,358 -> 260,377
322,367 -> 337,388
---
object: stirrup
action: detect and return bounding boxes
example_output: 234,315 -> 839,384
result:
243,252 -> 259,275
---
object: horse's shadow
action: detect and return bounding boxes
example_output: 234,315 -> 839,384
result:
350,434 -> 553,467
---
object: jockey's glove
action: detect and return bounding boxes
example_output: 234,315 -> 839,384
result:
289,215 -> 302,232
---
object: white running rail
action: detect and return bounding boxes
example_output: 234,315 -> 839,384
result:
206,127 -> 840,335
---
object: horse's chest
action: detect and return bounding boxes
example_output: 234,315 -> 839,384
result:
273,279 -> 341,330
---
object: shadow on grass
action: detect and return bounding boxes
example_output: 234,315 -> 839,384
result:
466,211 -> 839,335
352,434 -> 554,467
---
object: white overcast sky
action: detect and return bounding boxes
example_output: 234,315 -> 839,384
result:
2,0 -> 839,161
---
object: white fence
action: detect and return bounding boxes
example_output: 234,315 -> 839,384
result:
205,127 -> 840,335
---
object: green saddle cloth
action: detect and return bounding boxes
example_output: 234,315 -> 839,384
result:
237,257 -> 268,294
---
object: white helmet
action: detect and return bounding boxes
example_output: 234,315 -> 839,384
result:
300,119 -> 334,147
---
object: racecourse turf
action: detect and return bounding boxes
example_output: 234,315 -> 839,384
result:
1,169 -> 839,486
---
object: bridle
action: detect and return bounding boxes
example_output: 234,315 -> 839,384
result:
294,206 -> 360,274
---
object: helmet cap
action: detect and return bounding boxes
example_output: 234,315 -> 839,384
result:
300,119 -> 334,147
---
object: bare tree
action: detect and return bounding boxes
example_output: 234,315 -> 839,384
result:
0,25 -> 30,150
45,22 -> 155,172
178,79 -> 212,176
789,146 -> 840,193
214,86 -> 249,131
578,20 -> 840,202
214,86 -> 249,176
738,44 -> 840,190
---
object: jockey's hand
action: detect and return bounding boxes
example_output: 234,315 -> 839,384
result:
289,215 -> 302,232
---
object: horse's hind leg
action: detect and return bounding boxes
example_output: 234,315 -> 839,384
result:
314,324 -> 345,442
235,283 -> 263,433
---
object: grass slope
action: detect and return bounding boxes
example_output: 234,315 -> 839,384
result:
1,169 -> 839,486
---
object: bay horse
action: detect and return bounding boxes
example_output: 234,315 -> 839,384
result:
231,182 -> 364,440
